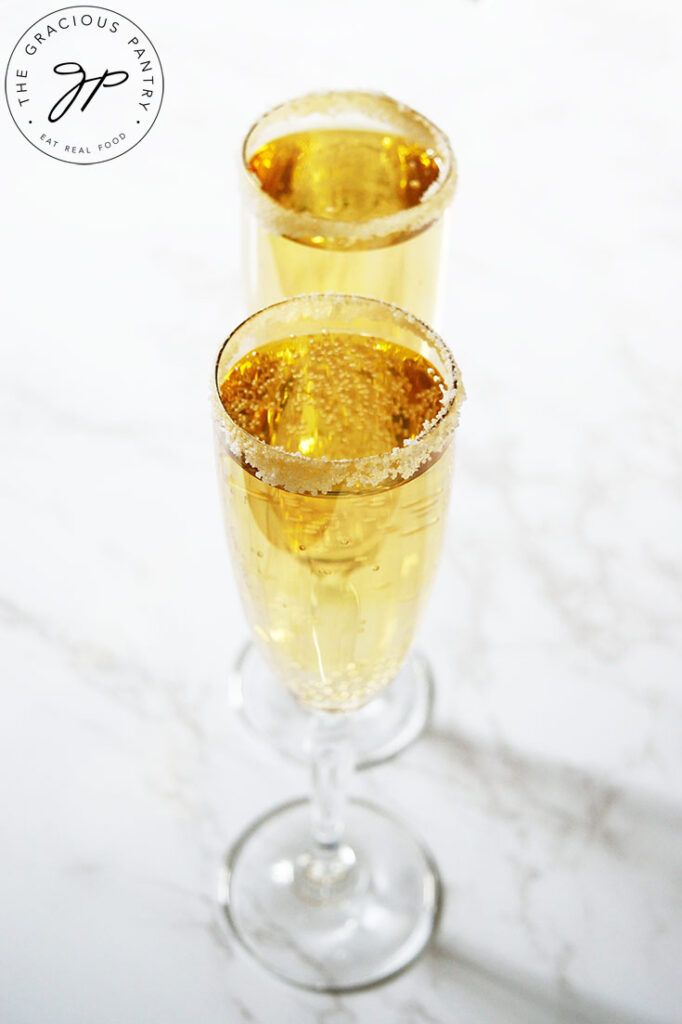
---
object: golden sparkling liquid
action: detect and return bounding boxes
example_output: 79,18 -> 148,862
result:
245,129 -> 446,321
248,129 -> 440,225
217,332 -> 453,711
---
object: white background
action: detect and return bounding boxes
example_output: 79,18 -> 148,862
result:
1,1 -> 681,1022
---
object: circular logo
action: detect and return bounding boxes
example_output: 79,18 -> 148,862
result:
4,6 -> 163,164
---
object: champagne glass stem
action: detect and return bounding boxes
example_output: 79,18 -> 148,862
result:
296,711 -> 357,900
311,712 -> 354,847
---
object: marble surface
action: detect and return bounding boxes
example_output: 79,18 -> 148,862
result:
1,0 -> 681,1021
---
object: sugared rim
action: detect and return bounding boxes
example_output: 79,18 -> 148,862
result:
240,91 -> 458,249
212,294 -> 465,495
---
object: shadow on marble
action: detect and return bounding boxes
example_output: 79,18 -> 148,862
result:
422,939 -> 654,1024
416,723 -> 682,869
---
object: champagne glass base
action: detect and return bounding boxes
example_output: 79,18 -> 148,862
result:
219,798 -> 441,992
229,643 -> 434,769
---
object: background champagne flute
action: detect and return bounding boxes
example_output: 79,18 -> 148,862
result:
241,91 -> 457,325
233,90 -> 459,763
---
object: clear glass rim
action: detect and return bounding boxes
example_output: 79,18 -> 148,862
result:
212,293 -> 465,495
241,90 -> 458,248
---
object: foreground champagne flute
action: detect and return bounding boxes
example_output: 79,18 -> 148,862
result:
213,295 -> 464,990
235,90 -> 458,765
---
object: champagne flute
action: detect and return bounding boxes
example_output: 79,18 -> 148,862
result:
213,294 -> 464,989
233,90 -> 459,766
241,91 -> 457,324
